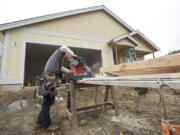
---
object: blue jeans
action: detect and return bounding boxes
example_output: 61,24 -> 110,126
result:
36,94 -> 55,128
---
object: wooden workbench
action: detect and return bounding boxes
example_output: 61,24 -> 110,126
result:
66,73 -> 180,128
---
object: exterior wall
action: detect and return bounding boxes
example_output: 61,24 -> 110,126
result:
0,56 -> 1,75
0,32 -> 4,76
2,10 -> 131,83
3,28 -> 114,82
27,11 -> 129,40
0,32 -> 5,44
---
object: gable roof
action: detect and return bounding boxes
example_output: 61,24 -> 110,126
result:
113,33 -> 140,46
110,31 -> 160,52
0,5 -> 160,52
0,5 -> 134,31
129,30 -> 160,51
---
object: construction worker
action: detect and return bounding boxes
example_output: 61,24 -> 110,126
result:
35,45 -> 76,131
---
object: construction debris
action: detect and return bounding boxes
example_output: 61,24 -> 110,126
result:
79,119 -> 88,126
6,100 -> 28,112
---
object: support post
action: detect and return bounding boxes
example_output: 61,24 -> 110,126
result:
110,86 -> 120,116
95,86 -> 104,105
67,85 -> 71,110
153,52 -> 155,58
133,48 -> 136,58
114,45 -> 119,65
69,83 -> 78,128
104,86 -> 110,103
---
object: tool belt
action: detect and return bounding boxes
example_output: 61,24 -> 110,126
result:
34,73 -> 58,98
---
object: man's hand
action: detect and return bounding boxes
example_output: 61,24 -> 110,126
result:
68,70 -> 75,73
73,55 -> 77,58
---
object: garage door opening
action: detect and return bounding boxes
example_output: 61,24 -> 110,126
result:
24,43 -> 102,86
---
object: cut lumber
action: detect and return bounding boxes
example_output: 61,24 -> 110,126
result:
64,72 -> 75,77
100,53 -> 180,76
107,66 -> 180,76
64,72 -> 82,77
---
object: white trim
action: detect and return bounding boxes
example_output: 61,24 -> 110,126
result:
128,36 -> 139,45
21,40 -> 104,86
113,34 -> 128,42
19,28 -> 108,43
135,46 -> 152,53
116,42 -> 136,48
129,30 -> 160,51
0,42 -> 3,56
21,41 -> 27,86
113,33 -> 140,46
0,5 -> 134,32
24,39 -> 104,51
1,31 -> 9,78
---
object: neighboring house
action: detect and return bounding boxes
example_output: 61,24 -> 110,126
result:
0,5 -> 160,90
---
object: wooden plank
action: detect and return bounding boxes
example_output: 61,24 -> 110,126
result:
76,103 -> 114,118
100,53 -> 180,73
64,72 -> 76,77
66,109 -> 72,121
110,66 -> 180,76
78,80 -> 180,90
82,73 -> 180,81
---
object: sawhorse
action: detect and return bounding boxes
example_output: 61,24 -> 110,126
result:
66,83 -> 120,128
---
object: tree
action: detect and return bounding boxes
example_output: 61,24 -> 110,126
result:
168,49 -> 180,55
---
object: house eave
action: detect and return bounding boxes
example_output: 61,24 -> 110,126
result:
130,30 -> 160,52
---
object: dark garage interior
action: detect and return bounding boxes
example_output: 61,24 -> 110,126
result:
24,43 -> 102,85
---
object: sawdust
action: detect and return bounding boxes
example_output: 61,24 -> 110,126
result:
0,86 -> 180,135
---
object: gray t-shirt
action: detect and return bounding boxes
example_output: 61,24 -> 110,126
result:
44,48 -> 65,75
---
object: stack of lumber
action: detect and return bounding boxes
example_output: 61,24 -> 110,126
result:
100,53 -> 180,76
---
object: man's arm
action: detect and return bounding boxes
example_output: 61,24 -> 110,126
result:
61,66 -> 71,73
60,46 -> 76,56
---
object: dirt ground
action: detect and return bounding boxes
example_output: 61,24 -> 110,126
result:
0,86 -> 180,135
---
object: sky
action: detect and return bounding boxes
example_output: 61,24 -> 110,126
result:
0,0 -> 180,58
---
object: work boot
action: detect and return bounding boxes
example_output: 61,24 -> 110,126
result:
34,123 -> 42,130
44,124 -> 59,131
